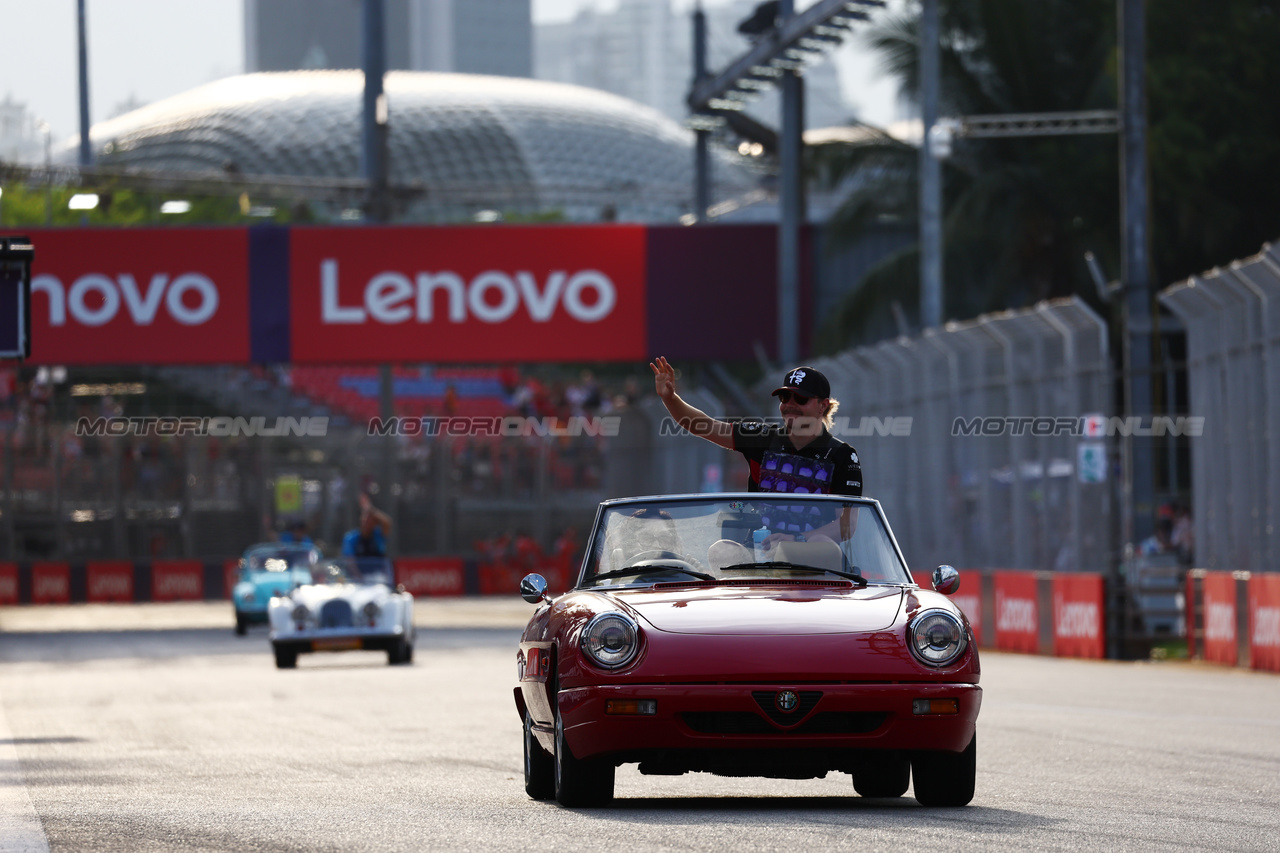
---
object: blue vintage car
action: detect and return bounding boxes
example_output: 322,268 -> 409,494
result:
233,543 -> 321,635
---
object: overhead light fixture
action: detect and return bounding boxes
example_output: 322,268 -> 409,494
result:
68,193 -> 99,210
160,200 -> 191,214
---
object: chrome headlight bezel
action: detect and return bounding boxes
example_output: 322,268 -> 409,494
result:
580,612 -> 640,670
291,604 -> 311,624
908,608 -> 968,667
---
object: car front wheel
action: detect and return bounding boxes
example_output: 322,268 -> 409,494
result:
273,645 -> 297,669
234,613 -> 247,636
388,637 -> 412,665
553,702 -> 614,807
524,709 -> 555,800
912,733 -> 976,807
853,750 -> 911,798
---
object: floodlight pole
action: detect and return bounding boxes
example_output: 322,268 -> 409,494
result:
778,0 -> 803,365
77,0 -> 92,168
693,4 -> 711,221
919,0 -> 941,329
363,0 -> 396,550
362,0 -> 390,225
1119,0 -> 1154,551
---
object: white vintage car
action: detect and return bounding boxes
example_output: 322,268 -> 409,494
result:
267,557 -> 415,669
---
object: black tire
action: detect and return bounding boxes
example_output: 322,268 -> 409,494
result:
553,700 -> 614,807
388,637 -> 411,665
234,614 -> 247,636
853,751 -> 911,798
273,646 -> 297,669
524,708 -> 555,800
912,733 -> 976,807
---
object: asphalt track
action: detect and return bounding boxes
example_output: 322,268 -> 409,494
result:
1,600 -> 1278,852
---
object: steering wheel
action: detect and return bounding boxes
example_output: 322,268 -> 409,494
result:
628,550 -> 698,574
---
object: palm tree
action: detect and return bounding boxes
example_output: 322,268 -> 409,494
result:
810,0 -> 1118,350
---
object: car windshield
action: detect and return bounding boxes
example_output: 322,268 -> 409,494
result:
581,495 -> 911,588
242,545 -> 319,573
309,556 -> 393,587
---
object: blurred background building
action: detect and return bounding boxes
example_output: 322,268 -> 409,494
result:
535,0 -> 853,130
245,0 -> 533,78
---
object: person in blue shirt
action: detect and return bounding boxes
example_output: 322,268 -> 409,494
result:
278,519 -> 313,547
342,493 -> 392,557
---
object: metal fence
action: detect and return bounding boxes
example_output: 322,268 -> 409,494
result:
796,297 -> 1113,573
0,420 -> 612,562
1160,241 -> 1280,574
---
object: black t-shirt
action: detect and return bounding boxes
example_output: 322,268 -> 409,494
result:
731,421 -> 863,496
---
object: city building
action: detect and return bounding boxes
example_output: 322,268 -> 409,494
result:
535,0 -> 853,131
245,0 -> 532,78
0,95 -> 46,165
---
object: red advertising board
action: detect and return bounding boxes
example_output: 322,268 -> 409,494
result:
1052,574 -> 1105,659
1201,571 -> 1237,666
0,562 -> 17,604
87,560 -> 134,603
395,557 -> 465,597
224,558 -> 241,602
1249,574 -> 1280,673
289,226 -> 647,363
994,571 -> 1039,654
21,228 -> 250,365
31,562 -> 70,604
153,560 -> 204,601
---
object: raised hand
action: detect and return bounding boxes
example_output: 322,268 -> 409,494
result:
649,356 -> 677,401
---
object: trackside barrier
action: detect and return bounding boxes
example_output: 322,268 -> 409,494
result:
0,557 -> 495,604
1185,570 -> 1280,673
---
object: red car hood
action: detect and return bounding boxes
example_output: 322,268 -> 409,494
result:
614,585 -> 905,635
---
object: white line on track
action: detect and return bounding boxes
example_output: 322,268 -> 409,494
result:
0,686 -> 50,853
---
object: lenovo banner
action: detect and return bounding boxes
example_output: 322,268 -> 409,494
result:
289,226 -> 647,363
395,557 -> 465,597
994,571 -> 1039,654
1201,571 -> 1238,666
20,229 -> 250,364
1052,574 -> 1104,659
31,562 -> 70,604
153,560 -> 204,601
0,562 -> 17,605
87,560 -> 134,603
1249,573 -> 1280,673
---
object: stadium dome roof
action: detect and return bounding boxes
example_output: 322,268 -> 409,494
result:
80,71 -> 754,223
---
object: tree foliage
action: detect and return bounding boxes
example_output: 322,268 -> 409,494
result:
812,0 -> 1280,351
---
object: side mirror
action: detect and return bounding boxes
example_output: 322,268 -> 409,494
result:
520,573 -> 551,604
932,565 -> 960,595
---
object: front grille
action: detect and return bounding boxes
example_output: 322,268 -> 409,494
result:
751,690 -> 822,725
319,599 -> 354,628
681,710 -> 887,736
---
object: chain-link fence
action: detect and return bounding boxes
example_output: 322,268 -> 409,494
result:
797,297 -> 1113,573
1161,241 -> 1280,574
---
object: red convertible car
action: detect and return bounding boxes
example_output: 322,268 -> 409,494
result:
514,493 -> 980,807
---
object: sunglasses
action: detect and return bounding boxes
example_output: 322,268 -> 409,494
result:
776,390 -> 812,405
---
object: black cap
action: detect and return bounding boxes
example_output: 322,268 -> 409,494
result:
771,366 -> 830,400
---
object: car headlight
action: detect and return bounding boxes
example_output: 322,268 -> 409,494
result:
362,601 -> 381,624
291,604 -> 310,624
581,612 -> 640,669
908,608 -> 967,667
